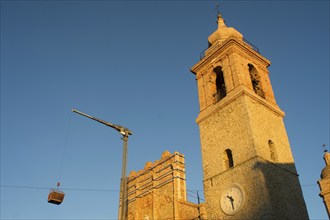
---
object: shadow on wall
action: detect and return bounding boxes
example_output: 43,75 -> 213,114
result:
253,160 -> 309,220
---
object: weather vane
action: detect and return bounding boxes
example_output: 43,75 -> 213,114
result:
322,144 -> 328,153
215,1 -> 224,20
216,3 -> 221,17
216,3 -> 220,14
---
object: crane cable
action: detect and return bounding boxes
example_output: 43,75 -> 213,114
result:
56,112 -> 73,187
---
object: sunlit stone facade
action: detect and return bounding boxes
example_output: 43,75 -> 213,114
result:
190,14 -> 309,219
120,151 -> 207,219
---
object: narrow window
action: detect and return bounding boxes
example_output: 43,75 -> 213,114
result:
214,67 -> 226,102
223,149 -> 234,170
248,64 -> 265,98
268,140 -> 277,162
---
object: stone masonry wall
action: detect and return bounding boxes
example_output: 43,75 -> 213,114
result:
122,151 -> 206,220
197,91 -> 308,219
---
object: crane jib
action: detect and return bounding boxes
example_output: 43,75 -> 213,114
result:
71,109 -> 132,136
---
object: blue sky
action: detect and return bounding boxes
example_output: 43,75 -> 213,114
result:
1,0 -> 329,219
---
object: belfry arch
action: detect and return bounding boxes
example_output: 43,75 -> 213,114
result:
248,64 -> 265,98
213,66 -> 226,102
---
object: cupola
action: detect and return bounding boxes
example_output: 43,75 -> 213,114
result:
208,14 -> 243,47
321,152 -> 330,179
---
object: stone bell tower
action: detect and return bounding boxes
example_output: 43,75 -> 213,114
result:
318,150 -> 330,218
190,13 -> 309,219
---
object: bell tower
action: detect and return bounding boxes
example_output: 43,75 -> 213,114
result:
190,13 -> 309,219
318,150 -> 330,218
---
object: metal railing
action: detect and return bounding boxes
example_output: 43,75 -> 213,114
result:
199,38 -> 260,60
243,38 -> 260,53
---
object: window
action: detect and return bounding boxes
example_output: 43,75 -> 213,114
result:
248,64 -> 265,98
214,67 -> 226,102
223,149 -> 234,170
268,140 -> 277,162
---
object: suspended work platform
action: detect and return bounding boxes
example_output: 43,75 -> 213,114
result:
48,189 -> 65,205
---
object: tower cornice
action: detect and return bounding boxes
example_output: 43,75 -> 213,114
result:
196,85 -> 284,125
191,38 -> 270,77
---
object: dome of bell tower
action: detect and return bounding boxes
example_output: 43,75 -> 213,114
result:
321,152 -> 330,179
208,14 -> 243,46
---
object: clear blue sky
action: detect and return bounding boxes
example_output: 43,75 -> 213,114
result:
1,0 -> 329,219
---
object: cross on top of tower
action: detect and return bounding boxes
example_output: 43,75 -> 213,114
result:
215,3 -> 226,28
216,3 -> 222,18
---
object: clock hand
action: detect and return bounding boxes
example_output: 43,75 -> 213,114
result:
227,195 -> 235,210
227,195 -> 234,201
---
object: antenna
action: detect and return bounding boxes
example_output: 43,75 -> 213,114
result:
322,144 -> 328,153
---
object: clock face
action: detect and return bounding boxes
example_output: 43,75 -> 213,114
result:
220,185 -> 244,215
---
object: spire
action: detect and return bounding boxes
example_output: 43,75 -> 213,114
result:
216,3 -> 227,29
217,13 -> 227,29
322,144 -> 330,167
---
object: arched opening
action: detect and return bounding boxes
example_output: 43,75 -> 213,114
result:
214,66 -> 226,102
223,149 -> 234,170
248,64 -> 265,98
268,140 -> 277,162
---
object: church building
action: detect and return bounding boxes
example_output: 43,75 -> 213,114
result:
120,11 -> 310,220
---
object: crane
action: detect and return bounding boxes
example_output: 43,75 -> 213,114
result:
72,109 -> 132,220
